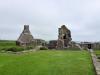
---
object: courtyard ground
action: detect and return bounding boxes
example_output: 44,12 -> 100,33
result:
0,50 -> 95,75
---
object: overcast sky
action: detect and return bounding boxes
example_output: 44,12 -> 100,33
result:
0,0 -> 100,42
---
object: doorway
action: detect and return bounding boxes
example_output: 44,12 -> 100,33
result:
88,44 -> 92,49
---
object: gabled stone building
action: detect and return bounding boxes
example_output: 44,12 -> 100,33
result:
16,25 -> 35,46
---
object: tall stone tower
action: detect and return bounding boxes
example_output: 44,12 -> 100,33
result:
16,25 -> 34,46
57,25 -> 72,49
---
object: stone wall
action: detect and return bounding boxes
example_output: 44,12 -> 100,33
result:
57,25 -> 72,49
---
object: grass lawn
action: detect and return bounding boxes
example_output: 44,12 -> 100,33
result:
0,40 -> 16,50
94,50 -> 100,56
0,50 -> 95,75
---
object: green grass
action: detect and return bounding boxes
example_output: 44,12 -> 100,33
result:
0,50 -> 95,75
0,40 -> 16,46
0,40 -> 33,52
94,50 -> 100,56
0,40 -> 16,50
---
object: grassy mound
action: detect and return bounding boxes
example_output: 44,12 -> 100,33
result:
0,51 -> 95,75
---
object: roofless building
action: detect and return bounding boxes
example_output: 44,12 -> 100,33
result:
57,25 -> 72,49
16,25 -> 35,46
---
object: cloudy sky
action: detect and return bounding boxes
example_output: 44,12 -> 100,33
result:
0,0 -> 100,42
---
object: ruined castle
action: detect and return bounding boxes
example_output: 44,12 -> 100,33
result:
16,25 -> 100,50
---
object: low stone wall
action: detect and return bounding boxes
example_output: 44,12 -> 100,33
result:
90,50 -> 100,75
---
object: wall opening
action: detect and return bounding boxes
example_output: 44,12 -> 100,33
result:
88,44 -> 92,49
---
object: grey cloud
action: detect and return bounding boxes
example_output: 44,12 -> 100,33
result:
0,0 -> 100,41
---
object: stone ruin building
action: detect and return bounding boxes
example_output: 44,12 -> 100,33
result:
79,42 -> 100,50
57,25 -> 72,49
79,42 -> 93,50
35,39 -> 46,46
48,40 -> 57,49
16,25 -> 35,46
16,25 -> 45,47
48,25 -> 73,49
16,25 -> 100,50
48,25 -> 83,50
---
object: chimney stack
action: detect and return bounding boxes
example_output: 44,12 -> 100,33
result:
23,25 -> 30,33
